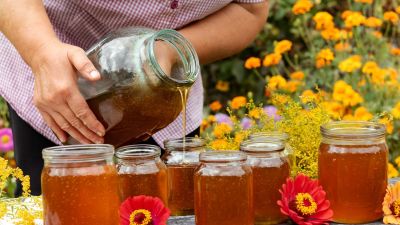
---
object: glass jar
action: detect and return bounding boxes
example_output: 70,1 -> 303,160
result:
319,121 -> 388,223
241,139 -> 290,225
162,137 -> 206,216
116,144 -> 168,205
194,151 -> 253,225
42,144 -> 119,225
67,27 -> 200,147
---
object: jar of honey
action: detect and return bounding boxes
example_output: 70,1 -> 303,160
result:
116,144 -> 168,205
241,139 -> 290,225
162,137 -> 206,216
42,144 -> 120,225
319,121 -> 388,223
194,151 -> 253,225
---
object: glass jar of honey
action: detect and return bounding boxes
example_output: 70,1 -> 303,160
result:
194,151 -> 253,225
241,139 -> 290,225
319,121 -> 388,223
42,144 -> 120,225
116,144 -> 168,205
162,137 -> 206,216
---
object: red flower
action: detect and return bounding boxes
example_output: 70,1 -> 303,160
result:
277,174 -> 333,225
120,195 -> 170,225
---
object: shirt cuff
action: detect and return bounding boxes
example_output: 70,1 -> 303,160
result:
234,0 -> 265,3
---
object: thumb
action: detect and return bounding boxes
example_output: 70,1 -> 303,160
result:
67,46 -> 100,81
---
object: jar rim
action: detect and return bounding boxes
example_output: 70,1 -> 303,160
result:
240,140 -> 285,153
199,151 -> 247,163
164,137 -> 205,151
42,144 -> 114,163
115,144 -> 161,159
321,121 -> 385,139
248,131 -> 289,141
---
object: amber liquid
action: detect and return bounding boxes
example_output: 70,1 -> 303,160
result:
118,169 -> 168,205
168,164 -> 198,215
42,164 -> 120,225
194,173 -> 254,225
252,160 -> 289,224
178,87 -> 189,159
319,143 -> 388,223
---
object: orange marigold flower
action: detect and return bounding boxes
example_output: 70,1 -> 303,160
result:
292,0 -> 314,15
284,80 -> 301,93
355,0 -> 373,3
301,90 -> 317,103
244,57 -> 261,69
397,6 -> 400,14
267,75 -> 287,91
338,55 -> 362,73
315,48 -> 334,68
372,31 -> 383,38
274,40 -> 293,54
364,17 -> 383,28
345,12 -> 366,28
249,108 -> 263,119
362,61 -> 379,74
213,123 -> 232,138
391,47 -> 400,56
380,117 -> 394,134
263,53 -> 282,67
371,68 -> 387,85
384,11 -> 399,24
322,101 -> 345,119
313,12 -> 335,30
209,100 -> 222,112
383,182 -> 400,224
215,80 -> 229,92
321,27 -> 340,41
334,42 -> 351,51
231,96 -> 247,109
290,71 -> 305,80
354,106 -> 373,121
341,10 -> 353,20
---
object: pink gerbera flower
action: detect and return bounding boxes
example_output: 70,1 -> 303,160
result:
0,128 -> 13,152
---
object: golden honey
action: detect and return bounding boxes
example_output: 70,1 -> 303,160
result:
319,121 -> 388,223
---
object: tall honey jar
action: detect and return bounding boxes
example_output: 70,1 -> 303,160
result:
116,144 -> 168,205
41,144 -> 120,225
319,121 -> 388,223
241,139 -> 290,225
162,137 -> 206,216
194,151 -> 253,225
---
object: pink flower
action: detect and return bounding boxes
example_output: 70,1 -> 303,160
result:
0,128 -> 13,152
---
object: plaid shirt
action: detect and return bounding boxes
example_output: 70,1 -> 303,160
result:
0,0 -> 262,147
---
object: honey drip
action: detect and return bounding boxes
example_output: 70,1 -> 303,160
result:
178,86 -> 190,164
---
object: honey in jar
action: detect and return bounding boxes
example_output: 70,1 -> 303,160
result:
162,137 -> 206,215
194,151 -> 253,225
319,121 -> 388,223
241,139 -> 290,225
116,144 -> 168,205
41,144 -> 120,225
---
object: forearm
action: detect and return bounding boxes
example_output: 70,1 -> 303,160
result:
179,1 -> 269,64
0,0 -> 58,66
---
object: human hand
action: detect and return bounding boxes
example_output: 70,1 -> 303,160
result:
31,40 -> 105,144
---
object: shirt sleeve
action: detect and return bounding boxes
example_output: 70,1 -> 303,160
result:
233,0 -> 265,3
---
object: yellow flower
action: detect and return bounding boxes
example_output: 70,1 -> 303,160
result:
323,101 -> 345,119
292,0 -> 313,15
274,40 -> 293,54
339,29 -> 352,39
391,102 -> 400,119
364,17 -> 383,28
333,80 -> 363,106
334,42 -> 351,52
362,61 -> 379,74
391,48 -> 400,56
338,55 -> 362,73
397,6 -> 400,14
389,163 -> 400,179
313,12 -> 335,30
345,12 -> 366,28
249,108 -> 263,119
353,106 -> 373,121
0,202 -> 5,219
209,100 -> 222,112
371,68 -> 387,85
284,81 -> 301,93
215,80 -> 229,92
355,0 -> 373,3
231,96 -> 247,109
372,31 -> 383,38
396,156 -> 400,168
380,117 -> 394,134
321,27 -> 340,41
315,48 -> 334,68
290,71 -> 305,80
207,115 -> 216,123
388,68 -> 398,81
234,132 -> 247,144
267,75 -> 287,91
213,123 -> 232,138
384,11 -> 399,24
383,181 -> 400,224
301,90 -> 317,103
263,53 -> 282,67
341,10 -> 353,20
244,57 -> 261,69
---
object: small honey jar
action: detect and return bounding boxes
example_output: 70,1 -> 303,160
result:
116,144 -> 168,205
194,151 -> 253,225
163,137 -> 206,216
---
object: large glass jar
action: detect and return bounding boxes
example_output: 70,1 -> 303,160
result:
42,144 -> 119,225
116,144 -> 168,205
241,139 -> 290,225
319,121 -> 388,223
194,151 -> 253,225
162,137 -> 206,216
67,28 -> 200,147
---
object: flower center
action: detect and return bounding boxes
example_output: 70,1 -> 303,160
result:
295,192 -> 318,216
1,135 -> 9,144
392,199 -> 400,216
129,209 -> 152,225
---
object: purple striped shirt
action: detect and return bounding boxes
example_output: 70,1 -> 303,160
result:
0,0 -> 262,147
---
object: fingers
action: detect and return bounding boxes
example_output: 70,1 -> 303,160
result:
40,111 -> 67,143
67,46 -> 100,81
50,110 -> 92,144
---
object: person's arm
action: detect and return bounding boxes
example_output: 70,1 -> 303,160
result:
179,1 -> 269,64
0,0 -> 105,144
